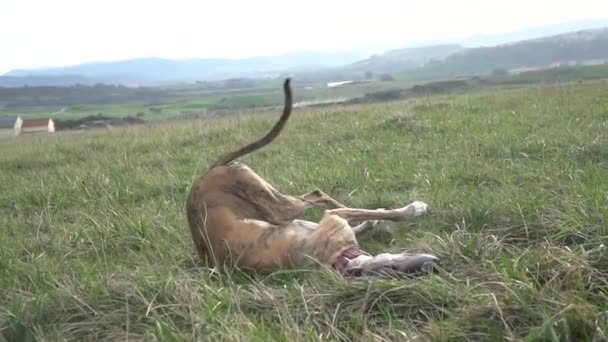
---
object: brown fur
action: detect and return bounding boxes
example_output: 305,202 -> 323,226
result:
187,79 -> 434,274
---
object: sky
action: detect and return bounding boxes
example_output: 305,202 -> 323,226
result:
1,0 -> 607,74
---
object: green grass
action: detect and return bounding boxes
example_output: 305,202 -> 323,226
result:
1,80 -> 608,340
492,65 -> 608,85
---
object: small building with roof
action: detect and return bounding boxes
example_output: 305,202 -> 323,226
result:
21,118 -> 55,134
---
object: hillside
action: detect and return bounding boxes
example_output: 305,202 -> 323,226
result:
0,75 -> 92,88
342,44 -> 465,74
398,28 -> 608,81
458,18 -> 608,46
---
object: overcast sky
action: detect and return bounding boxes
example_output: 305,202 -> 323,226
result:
1,0 -> 607,74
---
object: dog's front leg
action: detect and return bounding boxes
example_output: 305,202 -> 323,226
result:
301,207 -> 439,277
342,252 -> 440,277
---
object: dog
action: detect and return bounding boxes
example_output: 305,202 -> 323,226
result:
187,79 -> 439,277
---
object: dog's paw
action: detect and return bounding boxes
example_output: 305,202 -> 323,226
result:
411,201 -> 428,216
398,201 -> 428,217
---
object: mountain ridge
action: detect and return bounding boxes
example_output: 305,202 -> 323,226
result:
3,18 -> 608,87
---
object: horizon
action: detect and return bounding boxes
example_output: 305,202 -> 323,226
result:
2,0 -> 608,75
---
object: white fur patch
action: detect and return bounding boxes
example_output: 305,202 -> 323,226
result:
410,201 -> 428,216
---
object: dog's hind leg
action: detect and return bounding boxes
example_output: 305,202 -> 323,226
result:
299,189 -> 346,209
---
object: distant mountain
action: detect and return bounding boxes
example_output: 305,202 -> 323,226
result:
3,19 -> 608,87
398,27 -> 608,81
316,19 -> 608,81
342,44 -> 465,74
1,52 -> 364,87
459,18 -> 608,47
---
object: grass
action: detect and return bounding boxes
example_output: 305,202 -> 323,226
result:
1,80 -> 608,340
492,65 -> 608,85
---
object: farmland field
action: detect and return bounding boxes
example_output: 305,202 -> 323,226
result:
0,79 -> 409,122
1,80 -> 608,341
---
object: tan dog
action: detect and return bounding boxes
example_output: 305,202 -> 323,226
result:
187,79 -> 439,277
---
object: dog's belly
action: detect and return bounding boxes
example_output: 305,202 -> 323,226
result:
217,218 -> 315,271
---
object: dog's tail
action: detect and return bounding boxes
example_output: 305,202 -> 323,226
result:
208,78 -> 293,170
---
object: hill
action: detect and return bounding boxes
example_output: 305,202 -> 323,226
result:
286,23 -> 608,83
459,18 -> 608,47
319,18 -> 608,79
398,27 -> 608,81
342,44 -> 465,75
0,75 -> 91,87
3,19 -> 608,87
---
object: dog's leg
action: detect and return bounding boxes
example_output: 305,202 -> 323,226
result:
342,251 -> 440,277
326,201 -> 428,222
299,189 -> 346,209
299,190 -> 381,233
351,219 -> 380,234
302,208 -> 439,277
292,218 -> 379,236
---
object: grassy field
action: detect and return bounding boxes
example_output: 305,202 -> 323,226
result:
492,65 -> 608,86
0,80 -> 408,122
4,65 -> 606,124
1,80 -> 607,341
